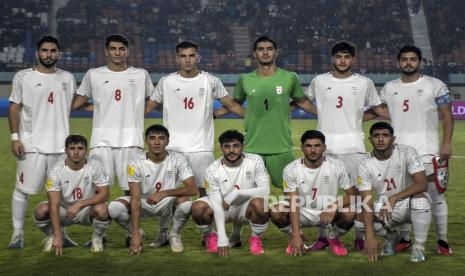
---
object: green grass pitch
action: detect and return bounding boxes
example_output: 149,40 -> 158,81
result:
0,118 -> 464,275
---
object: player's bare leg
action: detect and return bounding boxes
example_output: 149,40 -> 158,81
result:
191,200 -> 217,253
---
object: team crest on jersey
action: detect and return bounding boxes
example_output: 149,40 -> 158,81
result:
417,89 -> 424,96
351,86 -> 358,95
246,171 -> 252,180
62,82 -> 68,91
167,170 -> 173,178
395,165 -> 402,174
276,86 -> 283,95
199,88 -> 205,96
323,175 -> 330,184
83,177 -> 90,185
129,79 -> 136,87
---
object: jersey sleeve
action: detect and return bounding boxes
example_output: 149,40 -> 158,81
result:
45,164 -> 63,192
144,69 -> 155,98
334,160 -> 354,190
76,69 -> 93,98
90,160 -> 110,187
283,162 -> 298,193
127,160 -> 142,183
175,153 -> 194,182
209,75 -> 229,99
205,163 -> 221,195
402,145 -> 425,174
233,75 -> 246,103
290,72 -> 304,100
9,71 -> 25,104
378,83 -> 388,103
356,162 -> 373,192
150,76 -> 164,103
304,78 -> 316,102
432,78 -> 451,107
253,155 -> 270,187
365,78 -> 382,107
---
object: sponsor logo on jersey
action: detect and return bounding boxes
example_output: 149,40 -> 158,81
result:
393,92 -> 398,95
276,86 -> 283,95
199,88 -> 205,96
249,89 -> 256,95
128,165 -> 136,177
417,89 -> 424,96
46,179 -> 53,190
129,79 -> 136,87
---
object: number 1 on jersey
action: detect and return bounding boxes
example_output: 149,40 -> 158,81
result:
264,98 -> 269,111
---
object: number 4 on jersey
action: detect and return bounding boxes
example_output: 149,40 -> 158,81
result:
47,92 -> 54,104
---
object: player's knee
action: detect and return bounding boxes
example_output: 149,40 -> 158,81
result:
411,197 -> 431,211
269,206 -> 288,226
191,201 -> 210,222
249,197 -> 267,215
108,200 -> 128,219
91,203 -> 109,220
34,202 -> 49,220
174,196 -> 189,206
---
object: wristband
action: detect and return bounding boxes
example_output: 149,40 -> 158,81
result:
11,133 -> 19,141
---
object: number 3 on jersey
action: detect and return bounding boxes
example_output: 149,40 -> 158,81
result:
336,96 -> 343,108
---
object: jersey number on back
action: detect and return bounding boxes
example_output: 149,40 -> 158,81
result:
183,97 -> 194,109
384,178 -> 397,191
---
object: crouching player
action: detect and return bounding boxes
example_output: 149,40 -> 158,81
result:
108,124 -> 197,255
270,130 -> 357,256
191,130 -> 270,256
356,122 -> 431,263
34,135 -> 110,255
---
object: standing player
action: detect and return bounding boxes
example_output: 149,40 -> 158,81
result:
145,41 -> 244,247
269,130 -> 357,256
191,130 -> 270,256
233,36 -> 317,189
34,135 -> 110,255
72,34 -> 155,194
356,122 -> 431,263
379,45 -> 454,255
8,35 -> 76,248
304,41 -> 388,250
108,124 -> 198,254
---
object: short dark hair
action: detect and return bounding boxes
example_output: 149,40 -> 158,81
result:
105,34 -> 129,48
369,122 -> 394,136
397,45 -> 422,61
219,130 -> 244,145
145,124 -> 169,139
176,40 -> 199,53
331,41 -> 355,57
301,130 -> 325,144
253,36 -> 277,51
37,35 -> 60,50
65,134 -> 88,148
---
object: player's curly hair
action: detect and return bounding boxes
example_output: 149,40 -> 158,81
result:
219,130 -> 244,145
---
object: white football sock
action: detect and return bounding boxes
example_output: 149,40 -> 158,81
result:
158,215 -> 170,234
428,181 -> 448,241
34,218 -> 53,236
170,201 -> 192,235
411,197 -> 431,247
92,219 -> 111,236
279,224 -> 292,235
12,188 -> 29,231
399,223 -> 411,241
250,221 -> 268,237
196,224 -> 213,235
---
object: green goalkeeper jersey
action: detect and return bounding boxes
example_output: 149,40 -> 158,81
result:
233,68 -> 304,154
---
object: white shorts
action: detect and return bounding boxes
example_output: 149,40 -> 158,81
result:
274,201 -> 322,228
90,147 -> 143,190
58,204 -> 92,226
325,153 -> 367,185
117,196 -> 176,218
183,152 -> 214,188
16,153 -> 64,194
374,198 -> 411,228
420,155 -> 435,177
196,196 -> 259,225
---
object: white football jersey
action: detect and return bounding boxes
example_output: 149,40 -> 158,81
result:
150,71 -> 228,152
357,144 -> 425,199
380,75 -> 449,156
77,66 -> 154,148
127,151 -> 194,199
9,68 -> 76,153
283,156 -> 353,210
46,159 -> 109,208
305,73 -> 382,154
205,153 -> 270,205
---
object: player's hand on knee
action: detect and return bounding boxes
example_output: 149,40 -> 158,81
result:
320,208 -> 336,225
66,202 -> 82,218
218,246 -> 229,257
222,201 -> 230,211
147,191 -> 166,205
11,140 -> 25,159
364,236 -> 378,262
53,236 -> 63,256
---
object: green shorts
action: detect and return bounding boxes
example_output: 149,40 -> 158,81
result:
253,151 -> 295,189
